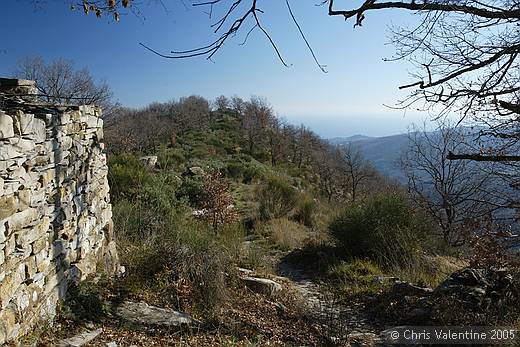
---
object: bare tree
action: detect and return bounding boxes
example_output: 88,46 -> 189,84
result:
242,96 -> 272,154
199,172 -> 238,234
340,144 -> 374,202
213,95 -> 230,111
401,122 -> 503,245
230,95 -> 245,115
14,55 -> 117,116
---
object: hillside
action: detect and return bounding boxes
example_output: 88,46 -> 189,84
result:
330,133 -> 409,183
22,101 -> 520,346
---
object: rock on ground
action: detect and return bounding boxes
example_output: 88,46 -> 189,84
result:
57,328 -> 103,347
115,301 -> 199,327
242,276 -> 282,296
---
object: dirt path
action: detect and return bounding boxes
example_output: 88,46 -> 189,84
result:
276,256 -> 382,346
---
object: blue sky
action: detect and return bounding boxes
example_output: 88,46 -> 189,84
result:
0,1 -> 426,137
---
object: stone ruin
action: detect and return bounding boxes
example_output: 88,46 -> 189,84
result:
0,78 -> 118,344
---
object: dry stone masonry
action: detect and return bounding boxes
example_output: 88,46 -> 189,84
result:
0,78 -> 118,344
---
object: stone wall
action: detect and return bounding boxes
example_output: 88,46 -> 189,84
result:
0,78 -> 118,344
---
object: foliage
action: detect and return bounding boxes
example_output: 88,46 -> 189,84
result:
328,259 -> 383,297
61,280 -> 112,323
197,172 -> 239,233
108,154 -> 150,199
156,147 -> 185,169
294,198 -> 317,227
257,176 -> 298,220
467,220 -> 519,269
260,218 -> 309,251
329,193 -> 435,269
176,175 -> 206,206
120,221 -> 231,313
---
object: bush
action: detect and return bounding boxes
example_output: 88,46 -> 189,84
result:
120,222 -> 231,313
328,259 -> 382,283
226,158 -> 268,183
157,147 -> 185,169
294,198 -> 317,227
108,154 -> 150,199
257,176 -> 298,220
329,193 -> 434,269
226,160 -> 245,180
261,218 -> 309,250
113,172 -> 184,241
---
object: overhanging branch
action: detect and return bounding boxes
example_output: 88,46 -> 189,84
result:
447,151 -> 520,162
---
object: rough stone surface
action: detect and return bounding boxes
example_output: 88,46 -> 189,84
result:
242,276 -> 282,296
434,267 -> 514,309
57,328 -> 103,347
0,113 -> 14,139
0,79 -> 118,345
115,301 -> 198,327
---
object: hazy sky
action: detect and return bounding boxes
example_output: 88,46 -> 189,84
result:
0,1 -> 427,137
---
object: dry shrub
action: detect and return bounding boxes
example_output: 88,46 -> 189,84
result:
395,255 -> 467,288
197,171 -> 238,234
119,221 -> 231,314
261,218 -> 309,250
467,221 -> 519,269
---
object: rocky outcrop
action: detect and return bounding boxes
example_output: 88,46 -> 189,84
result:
434,267 -> 514,310
0,78 -> 118,344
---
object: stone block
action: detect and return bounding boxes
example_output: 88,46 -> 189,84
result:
32,118 -> 47,143
13,112 -> 34,135
31,237 -> 48,255
0,144 -> 24,161
60,112 -> 71,125
19,218 -> 50,247
0,113 -> 14,139
0,264 -> 25,308
0,303 -> 18,343
85,114 -> 101,128
5,208 -> 38,231
9,137 -> 35,153
0,195 -> 18,220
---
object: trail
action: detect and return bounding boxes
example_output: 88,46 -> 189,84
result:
276,256 -> 382,346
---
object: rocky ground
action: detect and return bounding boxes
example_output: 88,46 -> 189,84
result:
25,247 -> 387,346
20,241 -> 519,347
276,256 -> 383,346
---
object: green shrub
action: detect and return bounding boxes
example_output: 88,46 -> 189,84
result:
257,176 -> 298,220
112,172 -> 184,241
176,175 -> 206,206
226,160 -> 246,180
120,221 -> 231,313
108,154 -> 150,199
328,259 -> 384,297
294,198 -> 317,227
328,259 -> 382,283
242,160 -> 267,183
157,147 -> 185,169
329,193 -> 433,269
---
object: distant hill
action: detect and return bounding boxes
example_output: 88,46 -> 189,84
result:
328,134 -> 374,145
330,133 -> 410,183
